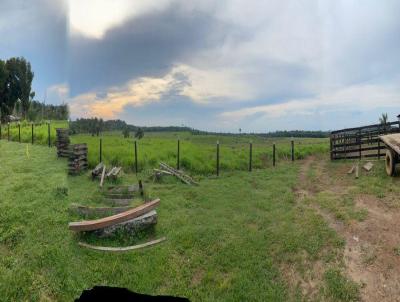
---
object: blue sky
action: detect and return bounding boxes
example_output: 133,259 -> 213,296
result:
0,0 -> 399,132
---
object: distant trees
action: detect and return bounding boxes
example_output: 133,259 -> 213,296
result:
27,100 -> 69,121
122,127 -> 130,138
135,127 -> 144,140
0,57 -> 34,122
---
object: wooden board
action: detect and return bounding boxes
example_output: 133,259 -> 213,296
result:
363,162 -> 374,171
68,198 -> 160,232
380,133 -> 400,155
69,204 -> 134,217
78,237 -> 166,252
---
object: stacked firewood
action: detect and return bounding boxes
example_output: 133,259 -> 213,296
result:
68,144 -> 88,175
56,128 -> 70,157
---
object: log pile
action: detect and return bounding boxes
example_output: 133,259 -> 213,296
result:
56,128 -> 70,157
68,144 -> 88,175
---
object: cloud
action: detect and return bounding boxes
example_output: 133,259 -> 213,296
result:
220,81 -> 400,122
46,83 -> 69,105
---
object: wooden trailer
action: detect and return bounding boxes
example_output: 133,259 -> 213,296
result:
380,133 -> 400,176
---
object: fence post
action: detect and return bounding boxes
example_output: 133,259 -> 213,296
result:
7,122 -> 10,141
291,140 -> 294,161
31,123 -> 34,144
18,123 -> 21,143
216,140 -> 220,176
249,141 -> 252,172
330,134 -> 333,160
99,138 -> 102,163
177,139 -> 180,170
358,129 -> 361,159
273,143 -> 276,167
47,122 -> 51,147
378,126 -> 381,159
134,140 -> 138,174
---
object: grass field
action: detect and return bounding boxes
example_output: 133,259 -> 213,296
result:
0,120 -> 68,145
0,140 -> 360,301
70,132 -> 329,174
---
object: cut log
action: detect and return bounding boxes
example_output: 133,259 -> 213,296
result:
93,210 -> 157,237
159,162 -> 198,185
355,164 -> 359,179
363,162 -> 374,172
68,198 -> 160,232
78,237 -> 166,252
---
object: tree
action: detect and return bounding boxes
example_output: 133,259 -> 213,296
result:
122,127 -> 130,138
379,113 -> 389,132
5,57 -> 34,119
0,59 -> 9,122
135,127 -> 144,140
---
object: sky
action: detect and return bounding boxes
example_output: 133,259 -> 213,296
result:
0,0 -> 399,132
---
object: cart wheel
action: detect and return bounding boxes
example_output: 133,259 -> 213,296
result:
385,149 -> 397,176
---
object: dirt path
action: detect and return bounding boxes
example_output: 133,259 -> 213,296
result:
295,157 -> 400,301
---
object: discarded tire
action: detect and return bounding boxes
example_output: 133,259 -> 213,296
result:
385,149 -> 397,176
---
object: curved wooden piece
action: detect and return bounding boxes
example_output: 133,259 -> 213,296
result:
78,237 -> 166,252
69,204 -> 134,217
69,199 -> 160,232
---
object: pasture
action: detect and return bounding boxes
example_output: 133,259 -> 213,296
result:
70,131 -> 329,174
0,140 -> 360,301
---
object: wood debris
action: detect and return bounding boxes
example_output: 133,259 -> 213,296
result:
157,162 -> 198,185
106,166 -> 122,178
78,237 -> 166,252
363,162 -> 374,172
56,128 -> 70,157
68,144 -> 88,175
355,164 -> 359,179
91,162 -> 104,179
347,165 -> 356,174
68,198 -> 160,232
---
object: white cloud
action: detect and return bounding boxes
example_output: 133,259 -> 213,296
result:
220,82 -> 400,122
68,0 -> 172,38
46,83 -> 69,105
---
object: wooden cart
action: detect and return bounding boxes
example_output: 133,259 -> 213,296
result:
380,133 -> 400,176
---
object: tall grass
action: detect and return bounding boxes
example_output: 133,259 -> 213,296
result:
0,121 -> 68,145
71,132 -> 329,174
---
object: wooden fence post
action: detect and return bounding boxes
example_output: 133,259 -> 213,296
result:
177,139 -> 180,170
273,143 -> 276,167
134,140 -> 138,174
18,123 -> 21,143
47,122 -> 51,147
31,123 -> 34,144
7,122 -> 10,141
358,129 -> 361,159
249,141 -> 252,172
291,140 -> 294,161
216,140 -> 220,176
330,134 -> 333,160
99,138 -> 102,163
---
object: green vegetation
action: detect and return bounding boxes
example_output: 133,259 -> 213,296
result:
71,132 -> 329,174
1,141 -> 348,301
323,269 -> 360,301
0,120 -> 68,145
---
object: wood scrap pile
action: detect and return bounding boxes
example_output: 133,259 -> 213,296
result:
56,128 -> 70,157
91,163 -> 122,187
68,144 -> 88,175
154,162 -> 198,185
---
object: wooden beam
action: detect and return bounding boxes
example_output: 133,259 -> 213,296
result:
99,165 -> 106,188
78,237 -> 166,252
68,199 -> 160,232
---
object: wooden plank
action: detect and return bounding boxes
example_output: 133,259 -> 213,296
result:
347,165 -> 355,174
78,237 -> 166,252
355,164 -> 359,179
68,198 -> 160,232
363,162 -> 374,172
99,166 -> 106,188
331,121 -> 399,134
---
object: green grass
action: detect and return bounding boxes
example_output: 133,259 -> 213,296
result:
71,131 -> 329,174
0,120 -> 68,145
0,141 -> 347,301
323,269 -> 360,301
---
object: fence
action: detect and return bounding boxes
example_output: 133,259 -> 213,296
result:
0,122 -> 332,175
330,120 -> 400,160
